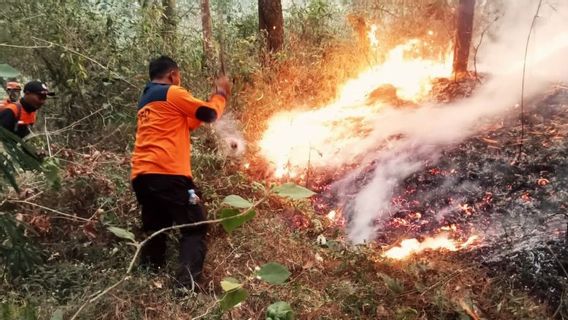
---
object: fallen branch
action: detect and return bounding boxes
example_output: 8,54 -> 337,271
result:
27,104 -> 110,139
9,200 -> 90,222
44,117 -> 52,158
0,14 -> 45,24
0,43 -> 53,49
71,276 -> 130,320
419,267 -> 473,297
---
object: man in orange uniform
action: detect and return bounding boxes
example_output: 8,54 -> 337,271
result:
0,81 -> 54,138
131,56 -> 230,286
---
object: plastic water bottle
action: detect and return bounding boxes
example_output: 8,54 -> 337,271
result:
188,189 -> 199,205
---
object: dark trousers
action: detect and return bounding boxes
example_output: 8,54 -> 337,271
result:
132,174 -> 207,280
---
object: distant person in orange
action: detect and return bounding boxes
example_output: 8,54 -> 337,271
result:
0,81 -> 54,138
3,81 -> 22,105
131,55 -> 230,287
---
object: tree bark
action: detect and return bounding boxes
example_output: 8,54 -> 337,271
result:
201,0 -> 214,71
162,0 -> 176,41
453,0 -> 476,77
258,0 -> 284,53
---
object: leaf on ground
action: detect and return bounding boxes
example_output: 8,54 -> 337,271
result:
42,159 -> 61,190
107,226 -> 135,242
220,287 -> 248,312
223,195 -> 253,208
220,277 -> 242,292
266,301 -> 295,320
51,309 -> 64,320
396,307 -> 418,320
256,262 -> 291,285
220,208 -> 256,233
272,183 -> 315,200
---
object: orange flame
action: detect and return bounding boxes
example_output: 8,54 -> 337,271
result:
259,39 -> 453,178
339,39 -> 452,103
382,234 -> 479,260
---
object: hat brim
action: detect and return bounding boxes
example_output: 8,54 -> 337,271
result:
37,91 -> 55,97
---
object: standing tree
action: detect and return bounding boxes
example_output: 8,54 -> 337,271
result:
162,0 -> 177,41
258,0 -> 284,53
453,0 -> 476,77
201,0 -> 214,71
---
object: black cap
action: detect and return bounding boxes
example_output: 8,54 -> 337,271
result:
23,81 -> 55,96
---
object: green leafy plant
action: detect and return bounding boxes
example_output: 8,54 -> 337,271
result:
219,262 -> 292,313
220,282 -> 249,312
107,226 -> 136,242
222,195 -> 253,208
212,183 -> 314,314
380,273 -> 405,295
0,126 -> 58,284
256,262 -> 292,285
272,183 -> 316,200
41,158 -> 62,190
0,214 -> 43,279
0,127 -> 43,191
219,207 -> 256,233
266,301 -> 295,320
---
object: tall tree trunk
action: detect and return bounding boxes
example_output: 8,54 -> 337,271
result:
258,0 -> 284,53
162,0 -> 176,41
453,0 -> 475,77
201,0 -> 214,71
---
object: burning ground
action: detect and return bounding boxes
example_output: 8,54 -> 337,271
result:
248,3 -> 568,315
251,82 -> 568,318
360,86 -> 568,311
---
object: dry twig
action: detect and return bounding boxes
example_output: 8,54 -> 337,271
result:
9,199 -> 90,222
518,0 -> 544,160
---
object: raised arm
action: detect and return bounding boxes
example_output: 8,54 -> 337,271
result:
167,76 -> 231,123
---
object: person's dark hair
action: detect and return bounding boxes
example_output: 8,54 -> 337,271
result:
149,55 -> 179,80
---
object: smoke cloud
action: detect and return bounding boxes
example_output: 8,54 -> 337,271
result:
213,112 -> 246,159
340,0 -> 568,243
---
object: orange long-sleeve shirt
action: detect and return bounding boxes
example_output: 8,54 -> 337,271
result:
131,83 -> 226,180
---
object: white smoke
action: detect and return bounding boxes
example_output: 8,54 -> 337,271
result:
341,0 -> 568,243
213,112 -> 246,158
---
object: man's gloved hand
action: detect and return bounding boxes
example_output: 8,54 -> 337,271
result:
214,76 -> 232,100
